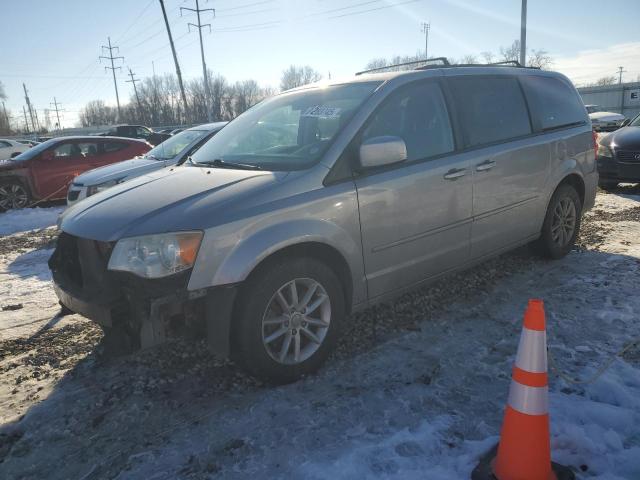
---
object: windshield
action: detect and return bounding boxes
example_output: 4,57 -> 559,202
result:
12,138 -> 58,161
190,82 -> 381,171
629,113 -> 640,127
145,129 -> 208,160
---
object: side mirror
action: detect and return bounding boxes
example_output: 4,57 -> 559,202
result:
621,118 -> 631,127
359,136 -> 407,169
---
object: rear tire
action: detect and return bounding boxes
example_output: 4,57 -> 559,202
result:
534,184 -> 582,259
0,179 -> 31,212
233,257 -> 345,384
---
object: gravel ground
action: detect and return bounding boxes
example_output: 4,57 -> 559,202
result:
0,188 -> 639,479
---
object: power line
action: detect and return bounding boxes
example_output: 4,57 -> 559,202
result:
99,36 -> 125,120
181,0 -> 215,122
114,0 -> 155,44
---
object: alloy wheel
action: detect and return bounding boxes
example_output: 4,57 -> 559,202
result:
261,277 -> 331,365
550,197 -> 576,247
0,183 -> 29,210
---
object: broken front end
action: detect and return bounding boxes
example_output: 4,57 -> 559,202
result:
49,232 -> 236,356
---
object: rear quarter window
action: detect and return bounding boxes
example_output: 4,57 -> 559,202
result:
448,76 -> 532,148
520,75 -> 587,131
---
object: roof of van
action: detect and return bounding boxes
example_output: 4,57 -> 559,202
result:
286,65 -> 565,93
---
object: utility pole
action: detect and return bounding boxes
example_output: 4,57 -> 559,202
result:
520,0 -> 527,66
159,0 -> 189,123
22,106 -> 30,134
126,67 -> 144,123
99,37 -> 124,121
50,97 -> 64,130
182,0 -> 215,122
1,102 -> 9,127
421,22 -> 430,60
617,66 -> 626,84
22,83 -> 37,132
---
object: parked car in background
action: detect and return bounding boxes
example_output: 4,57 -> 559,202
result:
596,112 -> 640,189
16,139 -> 41,147
103,124 -> 171,146
585,104 -> 626,132
0,139 -> 29,160
67,122 -> 227,206
0,136 -> 150,210
52,65 -> 596,382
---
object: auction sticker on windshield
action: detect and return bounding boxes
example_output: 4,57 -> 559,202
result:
302,105 -> 342,118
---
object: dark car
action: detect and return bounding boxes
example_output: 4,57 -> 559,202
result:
0,136 -> 151,210
103,125 -> 171,146
597,113 -> 640,189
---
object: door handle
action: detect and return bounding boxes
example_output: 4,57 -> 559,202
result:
476,160 -> 496,172
443,168 -> 467,180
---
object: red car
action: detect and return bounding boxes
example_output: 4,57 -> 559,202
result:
0,136 -> 151,210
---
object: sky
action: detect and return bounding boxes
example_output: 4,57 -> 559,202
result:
2,0 -> 639,128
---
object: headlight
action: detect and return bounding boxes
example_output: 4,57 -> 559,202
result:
87,179 -> 123,197
107,231 -> 203,278
597,143 -> 614,158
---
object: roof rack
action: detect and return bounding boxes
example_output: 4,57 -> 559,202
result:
355,57 -> 450,76
355,58 -> 540,76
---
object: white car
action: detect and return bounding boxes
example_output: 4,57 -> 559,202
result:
585,105 -> 626,132
66,122 -> 227,206
0,139 -> 29,160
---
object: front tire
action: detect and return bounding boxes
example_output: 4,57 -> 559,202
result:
0,180 -> 31,211
535,184 -> 582,259
233,257 -> 345,383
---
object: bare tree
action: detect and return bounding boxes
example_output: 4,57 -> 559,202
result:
480,51 -> 495,63
457,54 -> 478,64
280,65 -> 322,91
500,40 -> 521,63
0,81 -> 6,101
527,49 -> 552,69
595,76 -> 617,86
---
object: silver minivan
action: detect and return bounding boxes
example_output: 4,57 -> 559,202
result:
50,64 -> 597,382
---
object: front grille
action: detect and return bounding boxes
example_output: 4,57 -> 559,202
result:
67,190 -> 80,201
49,233 -> 83,287
617,150 -> 640,163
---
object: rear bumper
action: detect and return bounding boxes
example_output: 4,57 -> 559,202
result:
597,156 -> 640,182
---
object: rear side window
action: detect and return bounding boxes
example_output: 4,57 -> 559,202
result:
520,76 -> 587,131
363,81 -> 454,162
103,141 -> 129,153
449,76 -> 531,148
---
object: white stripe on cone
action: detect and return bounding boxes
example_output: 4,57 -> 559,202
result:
507,381 -> 549,415
515,328 -> 547,373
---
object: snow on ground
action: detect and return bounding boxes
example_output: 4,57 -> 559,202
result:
0,205 -> 63,236
0,191 -> 639,479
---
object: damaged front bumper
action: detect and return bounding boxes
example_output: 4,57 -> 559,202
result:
49,232 -> 237,358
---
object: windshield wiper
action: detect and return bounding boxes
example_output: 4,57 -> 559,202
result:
194,158 -> 263,171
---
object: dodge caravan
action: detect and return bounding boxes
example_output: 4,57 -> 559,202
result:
50,62 -> 597,382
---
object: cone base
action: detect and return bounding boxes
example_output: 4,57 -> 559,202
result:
471,443 -> 575,480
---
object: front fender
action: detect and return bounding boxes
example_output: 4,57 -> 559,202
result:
188,218 -> 364,301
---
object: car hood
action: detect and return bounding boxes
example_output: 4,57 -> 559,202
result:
73,157 -> 170,186
589,111 -> 625,122
599,126 -> 640,150
60,165 -> 287,242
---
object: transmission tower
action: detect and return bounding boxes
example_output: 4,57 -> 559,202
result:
99,37 -> 124,120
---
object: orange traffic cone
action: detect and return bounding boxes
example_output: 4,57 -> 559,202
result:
471,299 -> 574,480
